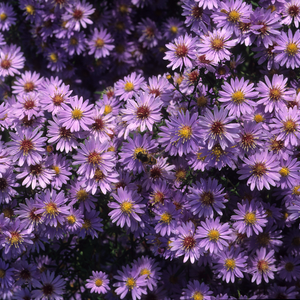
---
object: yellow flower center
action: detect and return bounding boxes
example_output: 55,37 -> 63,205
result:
228,10 -> 240,22
124,82 -> 134,92
120,201 -> 133,214
175,169 -> 186,181
95,38 -> 105,48
178,125 -> 192,140
196,96 -> 207,107
95,279 -> 103,287
9,231 -> 22,245
254,114 -> 264,123
126,277 -> 136,290
52,165 -> 60,175
72,108 -> 83,120
293,185 -> 300,195
286,42 -> 298,56
244,212 -> 257,224
76,189 -> 88,201
176,75 -> 183,85
104,104 -> 112,115
119,4 -> 128,13
140,268 -> 151,278
82,219 -> 91,229
170,26 -> 178,33
70,37 -> 78,45
279,167 -> 290,177
207,229 -> 220,241
211,144 -> 224,160
269,87 -> 281,101
26,5 -> 35,15
231,90 -> 245,104
211,38 -> 224,50
0,269 -> 5,278
283,119 -> 297,133
45,202 -> 58,216
225,258 -> 236,270
160,212 -> 172,224
49,53 -> 58,63
257,260 -> 269,273
193,292 -> 204,300
0,13 -> 7,21
67,215 -> 76,224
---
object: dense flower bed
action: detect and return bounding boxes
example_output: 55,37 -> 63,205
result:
0,0 -> 300,299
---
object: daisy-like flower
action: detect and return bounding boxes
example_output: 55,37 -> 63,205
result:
0,3 -> 16,31
212,0 -> 252,37
60,31 -> 86,56
59,95 -> 94,132
85,271 -> 110,294
79,210 -> 103,239
274,29 -> 300,69
164,33 -> 197,71
256,74 -> 294,113
0,259 -> 14,289
14,92 -> 40,121
196,217 -> 232,254
0,169 -> 19,204
12,71 -> 43,95
35,189 -> 70,227
188,177 -> 227,219
7,128 -> 46,167
282,0 -> 300,27
231,200 -> 268,237
114,72 -> 146,101
214,248 -> 248,283
64,206 -> 84,233
238,150 -> 281,191
278,254 -> 300,282
0,44 -> 25,77
218,77 -> 259,118
113,265 -> 147,300
180,280 -> 213,300
62,0 -> 95,31
121,92 -> 162,139
198,106 -> 239,150
108,187 -> 146,232
73,139 -> 115,179
271,106 -> 300,148
159,110 -> 202,156
32,270 -> 65,300
137,17 -> 162,49
170,221 -> 202,264
197,28 -> 238,63
248,248 -> 276,284
87,27 -> 115,59
277,156 -> 300,189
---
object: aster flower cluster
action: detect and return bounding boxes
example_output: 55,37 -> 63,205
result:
0,0 -> 300,300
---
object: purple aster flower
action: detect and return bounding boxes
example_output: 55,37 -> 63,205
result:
113,265 -> 147,300
215,64 -> 231,80
256,74 -> 294,113
45,47 -> 67,72
108,187 -> 146,232
120,92 -> 162,139
170,221 -> 202,264
218,77 -> 259,118
47,116 -> 82,153
87,27 -> 114,58
196,217 -> 232,254
79,210 -> 103,239
146,75 -> 172,105
188,177 -> 227,219
252,42 -> 279,71
197,28 -> 238,63
273,29 -> 300,69
0,3 -> 16,31
134,256 -> 161,291
73,139 -> 115,179
12,71 -> 43,95
0,44 -> 25,77
0,259 -> 14,288
64,206 -> 84,233
62,0 -> 95,31
248,247 -> 276,284
198,106 -> 239,150
137,17 -> 162,49
162,17 -> 185,40
35,189 -> 69,227
164,33 -> 197,71
282,0 -> 300,27
59,95 -> 94,132
60,31 -> 86,56
13,259 -> 40,288
2,218 -> 34,258
212,0 -> 252,37
159,110 -> 202,156
277,156 -> 300,189
7,128 -> 46,167
114,72 -> 146,101
231,200 -> 268,237
32,270 -> 65,300
214,248 -> 248,283
14,92 -> 41,121
180,280 -> 213,300
271,106 -> 300,147
0,168 -> 19,204
238,150 -> 281,191
278,254 -> 300,282
182,1 -> 211,33
40,77 -> 72,115
268,285 -> 299,300
86,271 -> 110,294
